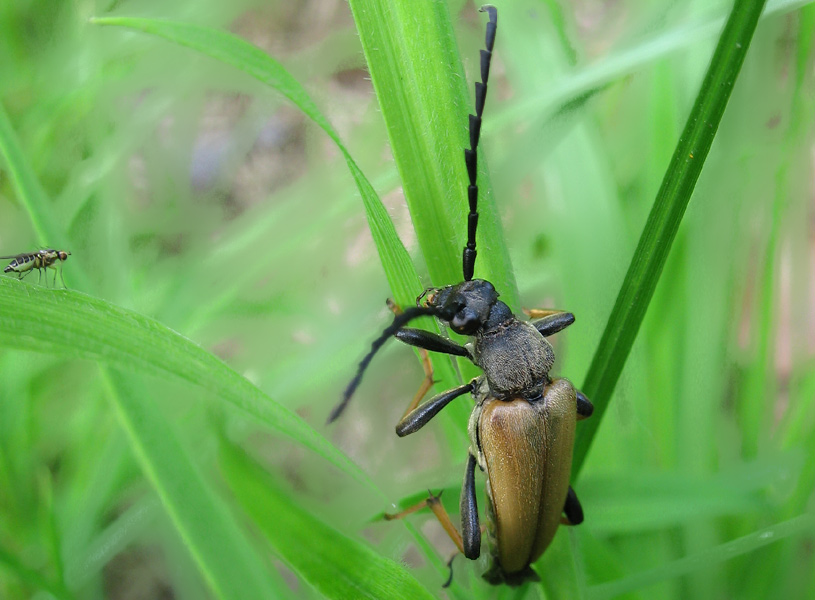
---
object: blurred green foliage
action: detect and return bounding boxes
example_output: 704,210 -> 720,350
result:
0,0 -> 814,599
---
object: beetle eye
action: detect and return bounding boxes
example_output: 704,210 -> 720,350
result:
451,309 -> 479,335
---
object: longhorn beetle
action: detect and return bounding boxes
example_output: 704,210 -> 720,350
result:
328,6 -> 593,586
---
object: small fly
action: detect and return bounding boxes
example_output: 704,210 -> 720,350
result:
1,249 -> 71,287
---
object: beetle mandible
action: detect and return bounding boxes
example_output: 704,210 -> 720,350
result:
328,5 -> 593,586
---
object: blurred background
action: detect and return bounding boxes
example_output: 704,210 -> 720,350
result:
1,0 -> 814,598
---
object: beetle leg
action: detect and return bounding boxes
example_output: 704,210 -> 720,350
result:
396,381 -> 475,437
383,496 -> 433,520
387,299 -> 471,358
527,310 -> 575,337
383,457 -> 482,565
576,390 -> 594,420
387,298 -> 472,418
460,453 -> 481,559
384,489 -> 468,557
393,327 -> 471,357
401,346 -> 436,419
524,308 -> 560,318
393,328 -> 473,419
561,486 -> 584,525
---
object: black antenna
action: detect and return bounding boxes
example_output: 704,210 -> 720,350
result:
462,5 -> 497,282
328,306 -> 436,423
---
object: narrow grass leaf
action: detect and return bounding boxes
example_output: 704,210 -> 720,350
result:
4,75 -> 303,598
89,15 -> 461,415
219,438 -> 436,600
572,0 -> 769,475
0,105 -> 65,249
346,0 -> 518,306
89,17 -> 420,306
587,514 -> 815,600
490,0 -> 814,135
0,544 -> 74,600
103,371 -> 282,600
0,104 -> 90,291
0,279 -> 371,489
70,499 -> 160,588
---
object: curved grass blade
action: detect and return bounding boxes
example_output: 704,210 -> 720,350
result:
0,544 -> 74,600
89,14 -> 462,421
572,0 -> 769,475
490,0 -> 813,135
0,278 -> 372,491
0,105 -> 90,291
219,438 -> 437,600
1,81 -> 335,599
103,371 -> 283,599
89,16 -> 419,308
0,105 -> 65,250
346,0 -> 519,307
587,514 -> 815,600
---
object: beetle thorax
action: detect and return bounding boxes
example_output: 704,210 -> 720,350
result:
472,319 -> 554,399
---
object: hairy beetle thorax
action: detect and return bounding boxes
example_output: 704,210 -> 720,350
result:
472,319 -> 554,399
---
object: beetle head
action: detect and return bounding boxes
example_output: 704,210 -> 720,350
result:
418,279 -> 499,335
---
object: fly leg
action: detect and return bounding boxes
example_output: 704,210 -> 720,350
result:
49,265 -> 58,288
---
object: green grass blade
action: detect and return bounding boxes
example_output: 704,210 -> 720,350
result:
572,0 -> 769,475
69,499 -> 159,588
490,0 -> 813,136
0,104 -> 64,248
346,0 -> 518,306
2,63 -> 304,597
587,514 -> 815,600
89,15 -> 462,416
0,544 -> 74,600
219,438 -> 436,600
89,16 -> 420,307
103,371 -> 283,599
0,279 -> 370,489
0,104 -> 90,291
